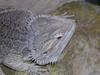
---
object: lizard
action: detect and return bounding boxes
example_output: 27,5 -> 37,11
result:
0,8 -> 76,74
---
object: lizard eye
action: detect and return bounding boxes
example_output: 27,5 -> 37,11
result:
55,33 -> 63,40
57,36 -> 62,39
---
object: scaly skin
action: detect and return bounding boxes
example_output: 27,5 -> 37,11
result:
0,8 -> 76,74
25,15 -> 76,65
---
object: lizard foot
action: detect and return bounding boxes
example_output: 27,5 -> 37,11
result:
3,53 -> 47,74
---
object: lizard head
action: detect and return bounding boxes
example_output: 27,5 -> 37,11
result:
26,15 -> 76,65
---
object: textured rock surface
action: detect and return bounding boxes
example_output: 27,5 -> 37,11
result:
50,1 -> 100,75
0,67 -> 5,75
0,0 -> 78,14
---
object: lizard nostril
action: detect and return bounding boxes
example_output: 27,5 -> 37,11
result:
43,51 -> 48,54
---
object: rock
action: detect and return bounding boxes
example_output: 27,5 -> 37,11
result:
0,0 -> 78,14
49,2 -> 100,75
0,68 -> 5,75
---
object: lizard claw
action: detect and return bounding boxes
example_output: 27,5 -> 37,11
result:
27,64 -> 48,75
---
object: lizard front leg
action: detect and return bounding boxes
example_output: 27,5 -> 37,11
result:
2,53 -> 47,74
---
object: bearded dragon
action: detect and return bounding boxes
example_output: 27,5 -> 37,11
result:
0,8 -> 76,74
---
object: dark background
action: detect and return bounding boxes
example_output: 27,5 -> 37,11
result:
86,0 -> 100,5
